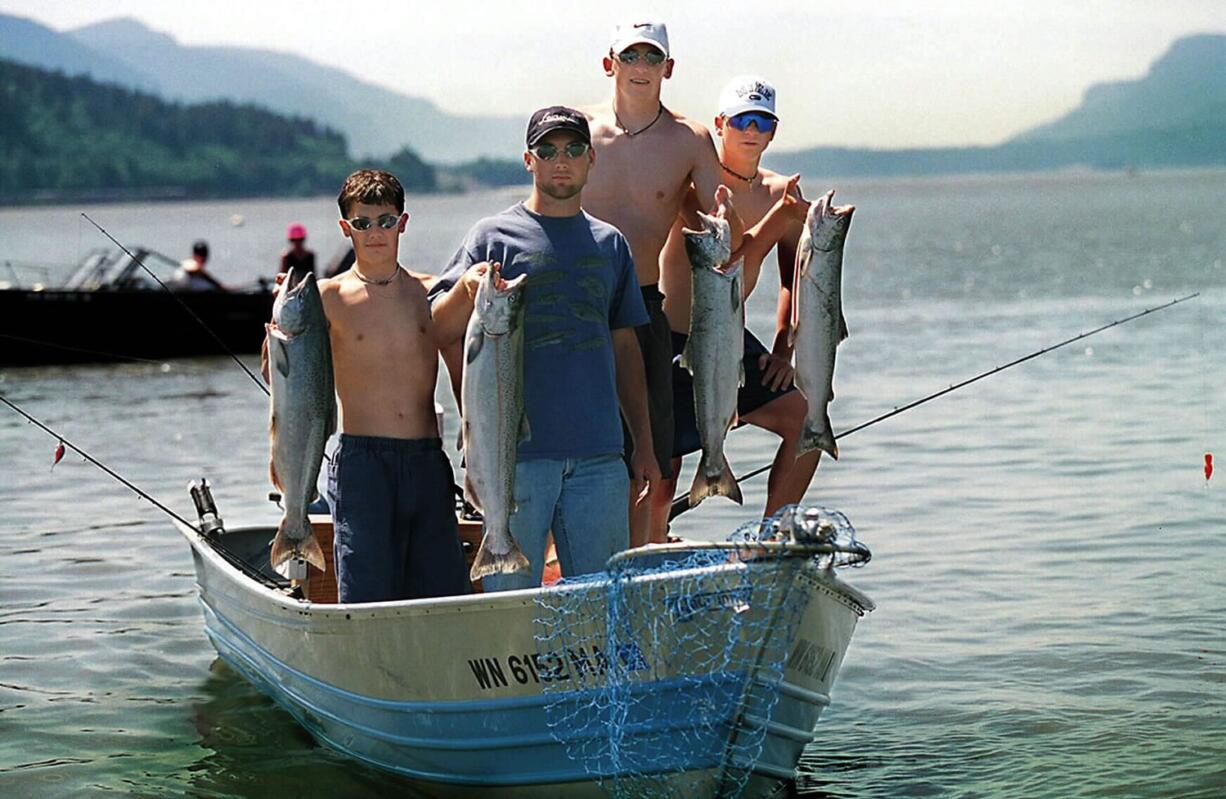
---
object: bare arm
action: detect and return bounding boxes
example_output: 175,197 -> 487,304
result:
430,262 -> 497,348
757,177 -> 808,392
613,327 -> 661,503
440,338 -> 464,407
260,333 -> 270,383
771,180 -> 807,360
260,271 -> 290,383
734,175 -> 808,298
685,128 -> 744,252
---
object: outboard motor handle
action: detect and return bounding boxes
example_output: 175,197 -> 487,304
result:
189,478 -> 225,537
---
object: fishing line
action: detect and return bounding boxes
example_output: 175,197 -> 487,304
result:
80,213 -> 270,397
669,292 -> 1201,521
0,331 -> 219,369
0,393 -> 286,589
0,392 -> 197,529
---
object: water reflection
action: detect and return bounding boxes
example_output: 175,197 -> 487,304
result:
187,659 -> 429,799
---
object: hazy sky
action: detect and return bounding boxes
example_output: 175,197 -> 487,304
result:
3,0 -> 1223,151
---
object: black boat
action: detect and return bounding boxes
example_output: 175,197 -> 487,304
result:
0,248 -> 274,366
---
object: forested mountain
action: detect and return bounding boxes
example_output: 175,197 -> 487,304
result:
0,13 -> 522,162
0,58 -> 436,203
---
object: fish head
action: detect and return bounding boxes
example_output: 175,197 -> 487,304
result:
272,269 -> 324,337
682,211 -> 733,271
474,268 -> 527,336
804,190 -> 855,252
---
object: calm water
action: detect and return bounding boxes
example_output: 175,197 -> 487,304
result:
1,170 -> 1223,798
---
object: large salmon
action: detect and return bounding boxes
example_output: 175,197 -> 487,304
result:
681,212 -> 745,508
790,190 -> 854,458
267,270 -> 334,572
462,267 -> 531,580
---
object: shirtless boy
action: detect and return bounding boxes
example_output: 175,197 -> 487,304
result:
268,170 -> 479,603
655,75 -> 816,541
580,20 -> 737,547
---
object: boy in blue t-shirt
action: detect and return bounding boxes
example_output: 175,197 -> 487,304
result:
431,106 -> 659,590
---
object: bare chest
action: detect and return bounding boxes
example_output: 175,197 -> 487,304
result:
730,182 -> 779,229
584,133 -> 693,227
328,283 -> 434,361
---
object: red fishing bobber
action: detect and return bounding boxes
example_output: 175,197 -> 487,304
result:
1206,453 -> 1214,481
52,440 -> 65,470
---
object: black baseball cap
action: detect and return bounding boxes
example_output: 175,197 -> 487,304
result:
526,106 -> 591,148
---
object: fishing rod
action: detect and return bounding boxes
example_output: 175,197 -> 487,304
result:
669,291 -> 1200,521
80,213 -> 270,397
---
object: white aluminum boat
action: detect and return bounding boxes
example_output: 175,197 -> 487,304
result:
175,500 -> 872,798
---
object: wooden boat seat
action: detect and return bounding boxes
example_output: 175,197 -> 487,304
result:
303,515 -> 486,604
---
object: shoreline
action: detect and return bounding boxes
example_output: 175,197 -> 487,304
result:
7,164 -> 1224,210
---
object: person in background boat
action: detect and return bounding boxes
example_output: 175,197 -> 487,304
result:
654,75 -> 816,541
429,106 -> 658,591
262,169 -> 482,603
174,240 -> 228,292
579,19 -> 741,548
279,222 -> 317,277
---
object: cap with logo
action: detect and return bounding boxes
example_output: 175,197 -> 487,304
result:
526,106 -> 592,148
718,75 -> 779,120
610,21 -> 670,58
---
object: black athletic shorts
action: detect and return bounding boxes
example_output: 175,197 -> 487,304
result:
623,285 -> 676,479
671,329 -> 799,458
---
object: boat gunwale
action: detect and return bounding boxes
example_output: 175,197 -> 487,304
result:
176,519 -> 874,619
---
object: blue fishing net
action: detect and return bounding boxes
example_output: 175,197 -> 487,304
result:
533,505 -> 869,798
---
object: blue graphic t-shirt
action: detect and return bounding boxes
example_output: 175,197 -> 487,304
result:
430,203 -> 647,460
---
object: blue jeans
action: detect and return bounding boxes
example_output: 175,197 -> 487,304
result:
482,454 -> 630,592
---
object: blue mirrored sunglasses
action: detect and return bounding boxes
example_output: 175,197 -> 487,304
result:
727,112 -> 778,133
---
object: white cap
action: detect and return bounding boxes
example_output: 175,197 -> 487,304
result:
718,75 -> 778,120
610,21 -> 670,58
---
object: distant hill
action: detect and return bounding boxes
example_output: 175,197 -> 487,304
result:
0,12 -> 156,91
769,33 -> 1226,179
1014,34 -> 1226,143
0,58 -> 436,204
0,13 -> 524,163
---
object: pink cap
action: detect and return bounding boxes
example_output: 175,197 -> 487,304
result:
286,222 -> 307,240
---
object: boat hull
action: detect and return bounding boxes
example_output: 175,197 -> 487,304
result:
0,288 -> 272,365
179,523 -> 871,797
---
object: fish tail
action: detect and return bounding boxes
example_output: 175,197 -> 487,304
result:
688,454 -> 744,508
270,515 -> 327,573
798,412 -> 839,460
469,531 -> 531,581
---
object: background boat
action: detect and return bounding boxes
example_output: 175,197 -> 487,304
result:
0,247 -> 273,366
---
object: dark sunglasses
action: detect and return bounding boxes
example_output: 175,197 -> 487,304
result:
615,48 -> 666,66
530,141 -> 591,161
345,213 -> 401,231
727,112 -> 778,134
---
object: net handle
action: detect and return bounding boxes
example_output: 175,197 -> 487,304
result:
605,539 -> 855,569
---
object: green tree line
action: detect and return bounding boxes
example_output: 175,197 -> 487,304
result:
0,57 -> 450,203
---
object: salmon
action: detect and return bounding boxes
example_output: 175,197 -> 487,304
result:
790,190 -> 854,458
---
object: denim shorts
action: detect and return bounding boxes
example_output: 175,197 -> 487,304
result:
327,435 -> 469,603
481,453 -> 629,592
